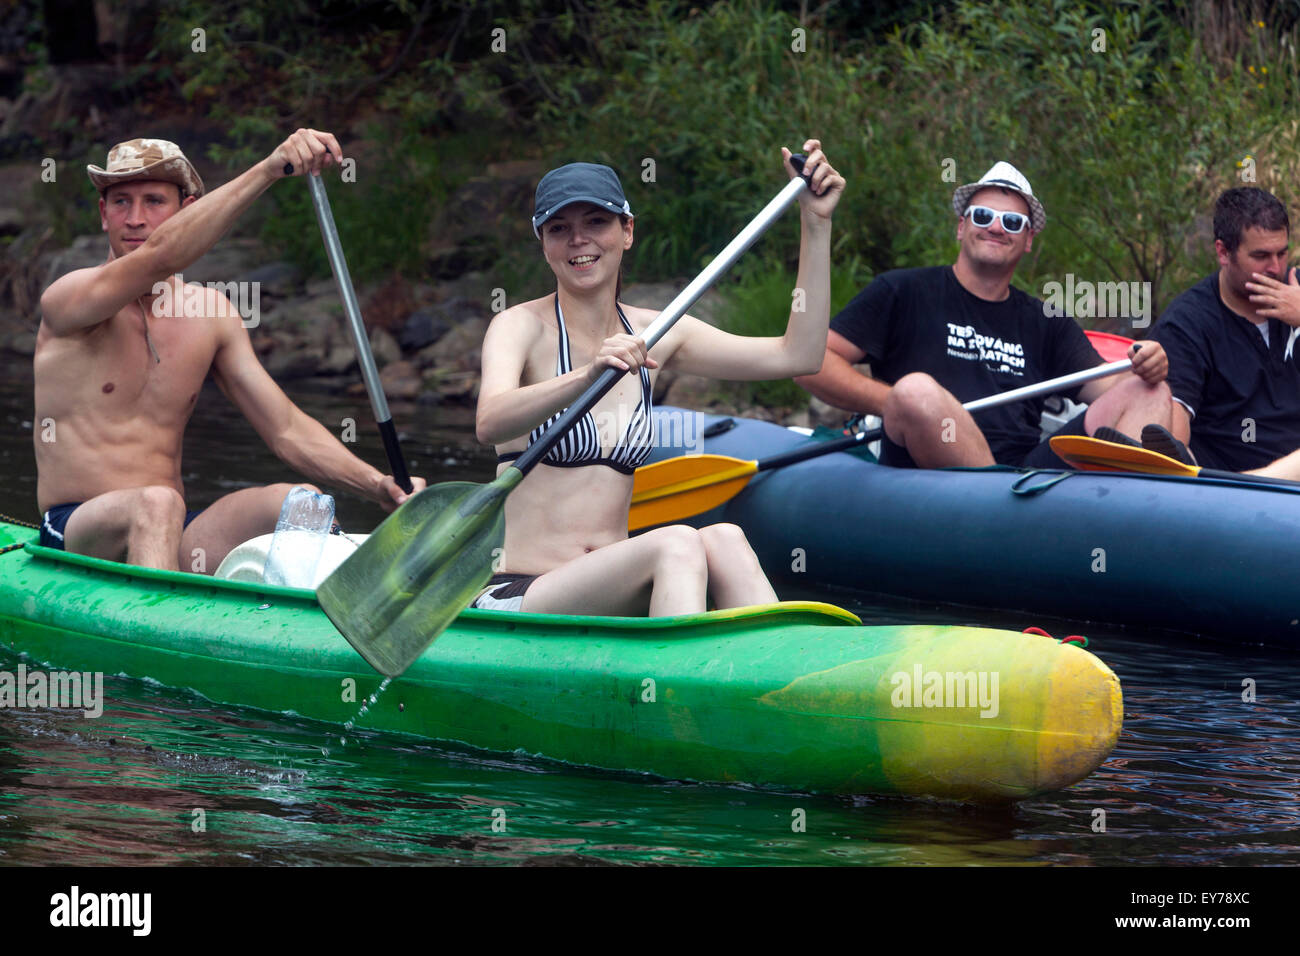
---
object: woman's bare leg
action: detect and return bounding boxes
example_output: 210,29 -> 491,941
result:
698,523 -> 777,608
520,525 -> 708,616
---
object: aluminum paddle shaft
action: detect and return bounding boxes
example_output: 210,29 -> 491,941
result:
964,357 -> 1132,413
759,357 -> 1135,471
307,172 -> 413,493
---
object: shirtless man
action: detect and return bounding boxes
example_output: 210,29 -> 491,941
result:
34,130 -> 425,572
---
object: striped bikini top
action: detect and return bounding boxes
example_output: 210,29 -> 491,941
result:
497,298 -> 655,475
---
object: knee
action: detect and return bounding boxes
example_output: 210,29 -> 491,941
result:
131,486 -> 185,529
646,525 -> 708,571
884,373 -> 944,422
1099,375 -> 1170,406
269,482 -> 320,498
1129,379 -> 1173,411
266,483 -> 322,513
699,522 -> 751,554
699,523 -> 763,572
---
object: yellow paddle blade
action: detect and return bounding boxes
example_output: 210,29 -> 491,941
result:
1049,435 -> 1200,477
629,454 -> 759,531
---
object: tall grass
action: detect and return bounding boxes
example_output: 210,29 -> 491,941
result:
116,0 -> 1300,403
717,257 -> 869,406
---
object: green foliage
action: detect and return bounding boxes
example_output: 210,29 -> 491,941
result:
30,177 -> 81,249
872,0 -> 1300,319
524,0 -> 879,283
258,122 -> 451,282
717,257 -> 870,407
31,144 -> 103,248
16,0 -> 1300,414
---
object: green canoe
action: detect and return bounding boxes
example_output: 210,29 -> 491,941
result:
0,519 -> 1121,801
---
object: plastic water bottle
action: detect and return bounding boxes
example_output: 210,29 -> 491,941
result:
264,486 -> 336,588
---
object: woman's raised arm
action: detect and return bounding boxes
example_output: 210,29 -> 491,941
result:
662,139 -> 844,382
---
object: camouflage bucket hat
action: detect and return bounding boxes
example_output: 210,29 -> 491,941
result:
86,138 -> 205,199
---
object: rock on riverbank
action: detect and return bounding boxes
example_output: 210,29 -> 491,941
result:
1,230 -> 842,428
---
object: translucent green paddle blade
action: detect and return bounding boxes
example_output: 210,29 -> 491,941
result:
317,472 -> 520,677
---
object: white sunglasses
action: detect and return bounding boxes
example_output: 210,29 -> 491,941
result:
965,205 -> 1029,234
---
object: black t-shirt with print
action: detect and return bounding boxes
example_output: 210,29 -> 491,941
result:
1149,271 -> 1300,471
831,265 -> 1102,464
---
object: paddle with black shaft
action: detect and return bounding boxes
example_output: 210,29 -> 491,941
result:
317,155 -> 817,677
1049,435 -> 1300,486
630,357 -> 1135,530
304,170 -> 413,493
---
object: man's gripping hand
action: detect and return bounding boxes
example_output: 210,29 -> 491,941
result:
1129,340 -> 1168,385
266,129 -> 344,179
377,474 -> 428,512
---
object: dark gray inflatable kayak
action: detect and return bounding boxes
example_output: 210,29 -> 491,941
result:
646,407 -> 1300,647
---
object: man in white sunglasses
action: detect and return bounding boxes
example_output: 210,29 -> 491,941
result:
797,161 -> 1172,469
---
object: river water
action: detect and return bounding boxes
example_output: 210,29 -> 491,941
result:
1,366 -> 1298,866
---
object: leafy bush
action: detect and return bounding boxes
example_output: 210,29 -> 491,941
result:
871,0 -> 1300,318
256,121 -> 451,282
717,256 -> 870,407
523,0 -> 880,284
22,0 -> 1300,409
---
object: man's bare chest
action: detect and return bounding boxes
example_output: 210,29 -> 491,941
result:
82,309 -> 218,414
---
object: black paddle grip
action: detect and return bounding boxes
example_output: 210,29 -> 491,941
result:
756,426 -> 883,471
787,152 -> 823,194
1201,467 -> 1300,487
377,418 -> 414,494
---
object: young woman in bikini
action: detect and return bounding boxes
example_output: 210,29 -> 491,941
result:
473,139 -> 844,614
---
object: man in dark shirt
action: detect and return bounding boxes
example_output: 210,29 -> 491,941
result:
1149,187 -> 1300,472
796,161 -> 1171,468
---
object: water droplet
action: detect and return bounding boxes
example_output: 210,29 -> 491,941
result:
343,679 -> 392,732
